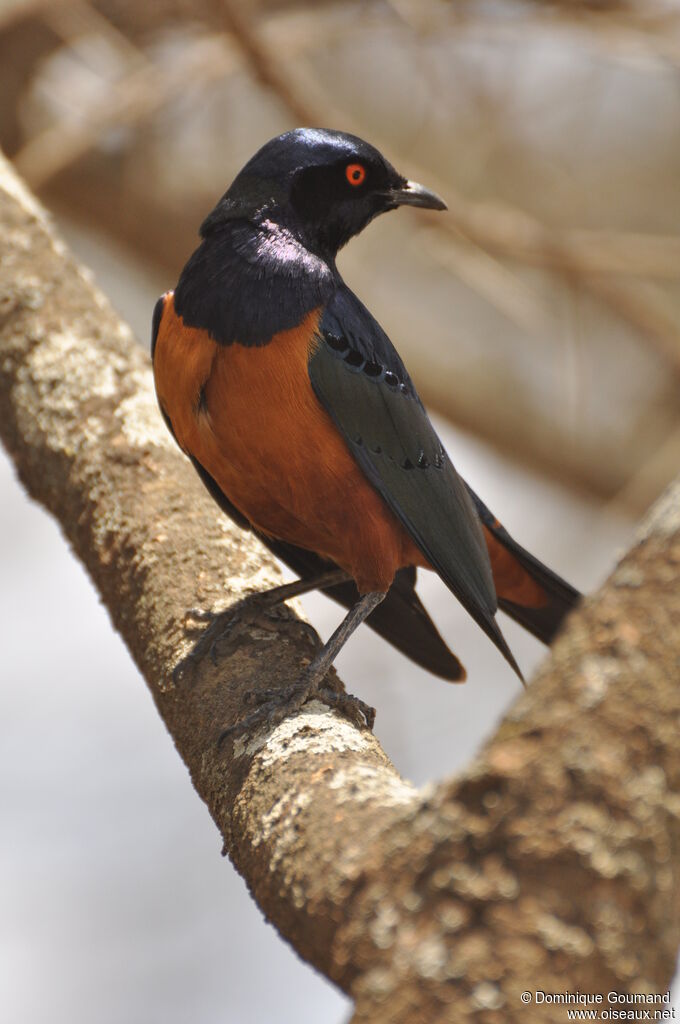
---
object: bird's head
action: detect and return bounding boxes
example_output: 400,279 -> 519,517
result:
200,128 -> 447,259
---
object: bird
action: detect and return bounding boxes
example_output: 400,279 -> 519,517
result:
152,127 -> 580,736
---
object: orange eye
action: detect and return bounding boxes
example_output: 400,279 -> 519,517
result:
345,163 -> 366,187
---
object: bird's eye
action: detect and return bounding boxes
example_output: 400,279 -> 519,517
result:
345,163 -> 366,187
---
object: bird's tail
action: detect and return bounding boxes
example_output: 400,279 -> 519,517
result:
467,486 -> 581,645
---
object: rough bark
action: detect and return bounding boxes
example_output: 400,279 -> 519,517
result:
0,150 -> 679,1023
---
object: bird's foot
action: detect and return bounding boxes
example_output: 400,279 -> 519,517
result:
172,606 -> 239,685
173,593 -> 314,686
218,589 -> 384,743
218,671 -> 375,746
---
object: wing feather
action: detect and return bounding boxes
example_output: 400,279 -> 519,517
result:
309,288 -> 521,676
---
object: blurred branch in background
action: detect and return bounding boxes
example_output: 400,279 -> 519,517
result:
1,0 -> 678,513
2,141 -> 680,1024
215,0 -> 320,124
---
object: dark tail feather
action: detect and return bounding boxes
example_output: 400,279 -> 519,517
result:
467,485 -> 581,645
367,566 -> 466,681
496,532 -> 581,644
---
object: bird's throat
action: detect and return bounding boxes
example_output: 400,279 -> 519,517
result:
174,220 -> 335,347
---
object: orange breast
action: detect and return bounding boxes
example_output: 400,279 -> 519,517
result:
152,293 -> 425,593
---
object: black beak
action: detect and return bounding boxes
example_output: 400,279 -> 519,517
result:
390,179 -> 447,211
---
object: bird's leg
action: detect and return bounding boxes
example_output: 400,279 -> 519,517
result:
184,568 -> 351,626
174,568 -> 351,683
219,590 -> 386,743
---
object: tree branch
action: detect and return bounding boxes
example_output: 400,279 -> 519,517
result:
1,150 -> 678,1022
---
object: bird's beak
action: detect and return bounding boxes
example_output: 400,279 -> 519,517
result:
390,180 -> 447,211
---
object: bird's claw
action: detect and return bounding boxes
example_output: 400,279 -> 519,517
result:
218,675 -> 375,746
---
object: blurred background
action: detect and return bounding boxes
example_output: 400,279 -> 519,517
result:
0,1 -> 678,1021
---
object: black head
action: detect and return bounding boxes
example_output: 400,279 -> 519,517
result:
200,128 -> 446,259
